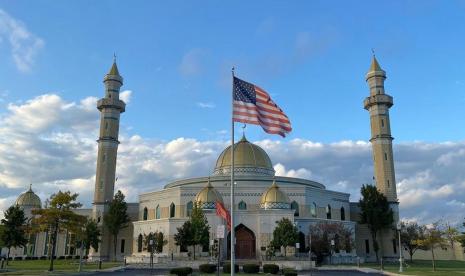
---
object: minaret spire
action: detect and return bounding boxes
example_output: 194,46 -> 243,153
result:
364,55 -> 396,202
91,59 -> 126,261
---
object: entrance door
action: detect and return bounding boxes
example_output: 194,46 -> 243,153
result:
227,224 -> 256,259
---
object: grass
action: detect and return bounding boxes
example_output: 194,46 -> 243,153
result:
359,260 -> 465,276
0,259 -> 122,275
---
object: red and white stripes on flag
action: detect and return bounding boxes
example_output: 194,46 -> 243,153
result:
233,76 -> 292,137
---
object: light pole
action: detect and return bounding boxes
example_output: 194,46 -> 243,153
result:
149,239 -> 154,269
397,222 -> 403,273
330,239 -> 335,265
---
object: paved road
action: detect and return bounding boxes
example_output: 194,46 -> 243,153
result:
83,268 -> 382,276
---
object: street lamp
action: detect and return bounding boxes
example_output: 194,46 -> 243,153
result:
330,239 -> 335,265
149,239 -> 154,269
397,222 -> 403,273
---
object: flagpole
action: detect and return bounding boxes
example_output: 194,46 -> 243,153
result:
230,67 -> 235,276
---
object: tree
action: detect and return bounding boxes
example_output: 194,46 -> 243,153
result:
104,190 -> 130,261
174,204 -> 210,260
309,222 -> 354,264
31,191 -> 85,271
144,231 -> 167,253
416,222 -> 446,272
0,205 -> 28,265
76,218 -> 101,272
270,218 -> 298,257
174,220 -> 193,255
399,221 -> 426,262
359,184 -> 393,262
443,222 -> 459,251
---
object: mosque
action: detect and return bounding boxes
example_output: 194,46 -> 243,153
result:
2,57 -> 464,263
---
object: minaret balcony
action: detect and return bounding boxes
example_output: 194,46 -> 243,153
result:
363,94 -> 393,110
97,98 -> 126,112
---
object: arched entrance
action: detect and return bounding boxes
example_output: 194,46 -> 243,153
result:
298,232 -> 306,253
227,224 -> 256,259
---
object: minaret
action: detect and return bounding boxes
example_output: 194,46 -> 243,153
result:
364,56 -> 398,204
91,59 -> 126,260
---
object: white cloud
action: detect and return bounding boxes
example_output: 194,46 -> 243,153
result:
120,90 -> 132,104
0,9 -> 44,72
0,93 -> 464,225
196,102 -> 216,109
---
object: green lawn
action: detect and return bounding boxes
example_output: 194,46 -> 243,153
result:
360,260 -> 465,276
0,259 -> 122,275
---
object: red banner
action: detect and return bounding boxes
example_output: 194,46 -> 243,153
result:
216,201 -> 231,230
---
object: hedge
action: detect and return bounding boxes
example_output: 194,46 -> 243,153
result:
263,264 -> 280,274
169,267 -> 193,276
199,264 -> 216,273
283,268 -> 298,276
243,263 -> 259,273
223,263 -> 239,273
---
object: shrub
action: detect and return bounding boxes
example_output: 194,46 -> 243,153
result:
199,264 -> 216,273
58,256 -> 65,260
283,268 -> 298,276
13,256 -> 22,260
25,256 -> 32,260
31,256 -> 38,260
223,263 -> 239,273
243,263 -> 259,273
39,256 -> 47,260
66,255 -> 73,259
263,264 -> 280,274
169,267 -> 192,276
74,255 -> 81,259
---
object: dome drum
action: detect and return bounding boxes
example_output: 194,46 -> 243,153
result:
260,202 -> 291,210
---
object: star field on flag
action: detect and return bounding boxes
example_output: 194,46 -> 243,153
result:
233,77 -> 292,137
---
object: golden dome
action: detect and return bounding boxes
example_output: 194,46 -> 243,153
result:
195,180 -> 223,209
260,180 -> 290,209
213,135 -> 274,176
15,185 -> 41,209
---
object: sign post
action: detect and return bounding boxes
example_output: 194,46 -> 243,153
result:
216,225 -> 225,276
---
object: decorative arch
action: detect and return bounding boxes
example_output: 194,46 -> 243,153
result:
298,231 -> 306,253
137,234 -> 143,252
291,201 -> 299,217
227,224 -> 256,259
143,207 -> 148,220
340,206 -> 345,221
156,205 -> 161,219
311,202 -> 317,217
326,204 -> 332,220
170,202 -> 176,218
186,201 -> 193,217
238,200 -> 247,210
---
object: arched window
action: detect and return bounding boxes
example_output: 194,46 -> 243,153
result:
170,202 -> 175,218
137,234 -> 143,253
310,202 -> 317,218
156,205 -> 161,219
238,201 -> 247,210
143,207 -> 148,220
326,204 -> 332,220
340,207 -> 345,221
291,201 -> 299,217
186,201 -> 193,217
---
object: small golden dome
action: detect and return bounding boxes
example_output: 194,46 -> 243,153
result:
260,180 -> 290,209
195,180 -> 223,209
15,185 -> 41,209
214,135 -> 274,176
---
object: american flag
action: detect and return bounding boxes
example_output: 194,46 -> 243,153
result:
233,77 -> 292,137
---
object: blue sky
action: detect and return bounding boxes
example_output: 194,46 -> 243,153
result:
2,0 -> 465,143
1,1 -> 465,224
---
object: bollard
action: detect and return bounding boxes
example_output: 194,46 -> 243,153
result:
124,257 -> 127,267
1,258 -> 4,269
380,258 -> 384,271
357,257 -> 360,268
98,260 -> 102,270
